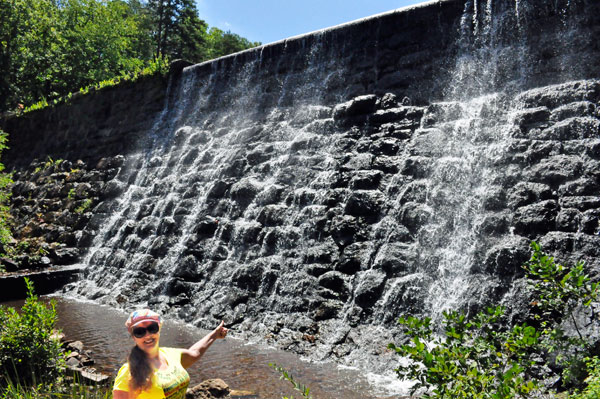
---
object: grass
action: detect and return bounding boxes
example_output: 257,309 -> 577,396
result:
1,373 -> 113,399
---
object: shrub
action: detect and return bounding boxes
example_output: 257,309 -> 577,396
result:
0,278 -> 64,386
388,307 -> 540,398
389,242 -> 600,398
524,241 -> 599,388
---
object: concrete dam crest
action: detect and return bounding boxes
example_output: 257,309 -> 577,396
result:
2,0 -> 600,379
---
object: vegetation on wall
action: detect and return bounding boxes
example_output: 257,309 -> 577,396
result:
0,130 -> 14,255
0,0 -> 261,113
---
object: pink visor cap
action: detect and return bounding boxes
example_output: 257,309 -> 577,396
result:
125,309 -> 163,332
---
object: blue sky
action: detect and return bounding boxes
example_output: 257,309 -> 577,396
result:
196,0 -> 427,45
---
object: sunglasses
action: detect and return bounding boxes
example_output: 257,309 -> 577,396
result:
132,323 -> 160,338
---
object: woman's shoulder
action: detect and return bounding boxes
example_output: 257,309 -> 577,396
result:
114,362 -> 131,389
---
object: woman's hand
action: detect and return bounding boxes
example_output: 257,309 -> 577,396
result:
215,320 -> 228,339
181,320 -> 229,368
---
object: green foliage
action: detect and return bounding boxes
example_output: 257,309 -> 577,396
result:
1,0 -> 259,113
0,130 -> 14,252
74,198 -> 93,214
390,242 -> 600,398
206,27 -> 261,59
1,374 -> 113,398
389,306 -> 540,398
269,363 -> 312,399
0,278 -> 64,386
524,241 -> 600,387
570,357 -> 600,399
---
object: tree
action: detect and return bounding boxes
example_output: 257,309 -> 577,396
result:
206,27 -> 260,59
147,0 -> 210,63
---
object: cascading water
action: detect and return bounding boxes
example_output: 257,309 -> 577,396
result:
62,0 -> 600,391
408,0 -> 530,320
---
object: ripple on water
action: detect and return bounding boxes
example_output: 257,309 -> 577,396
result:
1,296 -> 407,399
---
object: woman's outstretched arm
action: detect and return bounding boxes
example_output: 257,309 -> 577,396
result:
181,321 -> 228,368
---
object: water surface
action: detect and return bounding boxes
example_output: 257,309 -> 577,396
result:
1,296 -> 404,398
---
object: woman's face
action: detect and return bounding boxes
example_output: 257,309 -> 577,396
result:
131,321 -> 160,354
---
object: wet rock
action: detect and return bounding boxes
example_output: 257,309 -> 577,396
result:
230,179 -> 260,209
333,95 -> 378,121
166,278 -> 190,297
372,243 -> 415,275
349,170 -> 383,190
49,247 -> 80,265
354,270 -> 386,308
558,178 -> 600,196
149,236 -> 173,257
402,156 -> 431,178
330,215 -> 362,247
581,209 -> 600,234
512,107 -> 550,131
380,274 -> 429,321
313,299 -> 343,321
482,237 -> 530,276
304,241 -> 338,264
530,155 -> 583,185
513,200 -> 559,237
376,93 -> 399,109
534,117 -> 600,140
479,212 -> 510,236
257,205 -> 287,226
318,271 -> 349,297
559,196 -> 600,211
96,155 -> 125,170
195,216 -> 219,236
231,262 -> 264,292
158,217 -> 177,235
186,379 -> 231,399
556,208 -> 580,232
372,155 -> 402,173
344,191 -> 384,217
550,101 -> 597,121
506,182 -> 553,209
400,202 -> 431,233
421,102 -> 462,127
335,242 -> 369,274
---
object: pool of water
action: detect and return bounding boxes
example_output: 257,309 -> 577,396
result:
1,296 -> 406,398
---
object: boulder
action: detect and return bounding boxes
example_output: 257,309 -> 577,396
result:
186,379 -> 231,399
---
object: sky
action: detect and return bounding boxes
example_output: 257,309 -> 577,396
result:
196,0 -> 428,45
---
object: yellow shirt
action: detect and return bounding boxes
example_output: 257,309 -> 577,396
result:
113,347 -> 190,399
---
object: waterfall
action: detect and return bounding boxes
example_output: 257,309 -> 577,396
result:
62,0 -> 600,383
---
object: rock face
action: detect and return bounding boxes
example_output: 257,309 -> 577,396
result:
1,0 -> 600,375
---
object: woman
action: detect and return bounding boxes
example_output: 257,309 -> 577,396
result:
113,309 -> 228,399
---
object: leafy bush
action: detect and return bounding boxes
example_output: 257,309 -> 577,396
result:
388,307 -> 540,398
0,278 -> 64,385
524,241 -> 599,387
389,242 -> 600,398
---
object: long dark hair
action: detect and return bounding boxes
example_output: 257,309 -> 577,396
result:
128,345 -> 153,393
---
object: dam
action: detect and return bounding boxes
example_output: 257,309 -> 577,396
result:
1,0 -> 599,388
